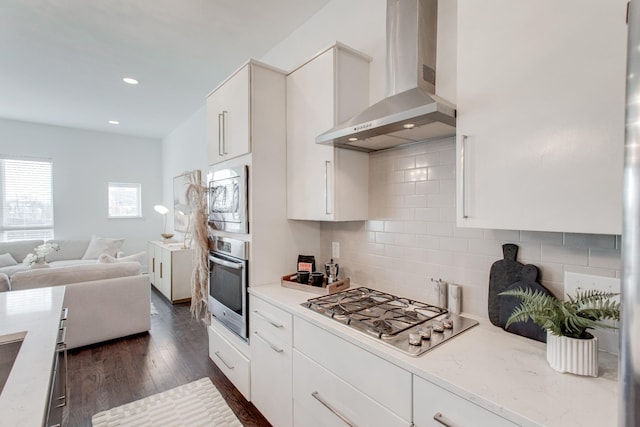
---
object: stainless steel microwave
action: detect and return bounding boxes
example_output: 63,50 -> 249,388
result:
208,165 -> 248,234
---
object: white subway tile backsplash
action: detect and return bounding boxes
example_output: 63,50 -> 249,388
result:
589,248 -> 622,270
427,222 -> 454,237
415,152 -> 440,168
428,164 -> 455,181
541,244 -> 589,266
564,233 -> 616,249
427,193 -> 455,208
415,207 -> 440,221
405,195 -> 428,208
319,139 -> 620,319
394,156 -> 415,171
521,230 -> 564,245
415,180 -> 440,195
405,168 -> 428,182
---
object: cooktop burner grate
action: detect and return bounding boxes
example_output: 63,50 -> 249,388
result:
301,287 -> 479,356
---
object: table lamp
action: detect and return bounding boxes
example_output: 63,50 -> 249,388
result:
154,205 -> 174,239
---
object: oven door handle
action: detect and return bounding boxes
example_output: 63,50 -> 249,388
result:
209,255 -> 244,270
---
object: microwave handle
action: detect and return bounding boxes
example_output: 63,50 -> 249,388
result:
209,255 -> 243,270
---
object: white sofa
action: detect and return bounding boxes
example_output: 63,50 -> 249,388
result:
8,262 -> 151,349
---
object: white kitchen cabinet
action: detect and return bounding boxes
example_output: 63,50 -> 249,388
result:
293,350 -> 409,427
208,321 -> 251,400
456,0 -> 627,235
413,375 -> 517,427
293,316 -> 412,425
249,295 -> 293,427
207,61 -> 284,165
287,43 -> 370,221
147,241 -> 192,303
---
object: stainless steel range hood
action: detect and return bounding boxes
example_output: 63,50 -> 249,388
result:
316,0 -> 455,152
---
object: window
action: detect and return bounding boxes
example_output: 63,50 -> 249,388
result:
0,157 -> 54,241
108,182 -> 141,218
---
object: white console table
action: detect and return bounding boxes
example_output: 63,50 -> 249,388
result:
148,241 -> 193,303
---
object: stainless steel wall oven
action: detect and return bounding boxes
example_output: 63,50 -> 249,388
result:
208,236 -> 249,340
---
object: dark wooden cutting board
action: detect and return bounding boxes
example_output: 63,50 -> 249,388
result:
488,244 -> 523,326
498,264 -> 554,343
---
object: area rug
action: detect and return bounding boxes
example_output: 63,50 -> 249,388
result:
91,377 -> 242,427
150,302 -> 158,315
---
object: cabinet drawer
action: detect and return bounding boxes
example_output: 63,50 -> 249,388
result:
294,317 -> 412,420
413,375 -> 518,427
293,350 -> 409,427
250,295 -> 292,346
208,324 -> 250,400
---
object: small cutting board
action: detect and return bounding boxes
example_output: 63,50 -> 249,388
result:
499,264 -> 554,343
488,244 -> 524,326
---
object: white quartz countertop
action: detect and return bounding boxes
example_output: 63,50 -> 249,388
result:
249,283 -> 618,427
0,286 -> 65,427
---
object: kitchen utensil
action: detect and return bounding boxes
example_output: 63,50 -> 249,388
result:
297,270 -> 310,284
498,264 -> 553,343
325,259 -> 339,284
488,244 -> 524,327
310,272 -> 324,287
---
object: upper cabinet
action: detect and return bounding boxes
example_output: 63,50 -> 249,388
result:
286,44 -> 371,221
456,0 -> 627,235
207,61 -> 284,165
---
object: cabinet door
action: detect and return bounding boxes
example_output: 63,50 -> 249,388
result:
207,65 -> 251,164
456,0 -> 627,235
148,242 -> 159,288
287,46 -> 370,221
159,247 -> 172,300
293,350 -> 409,427
287,49 -> 335,220
413,375 -> 517,427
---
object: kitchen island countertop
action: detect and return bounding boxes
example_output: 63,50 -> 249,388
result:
249,283 -> 618,427
0,286 -> 65,427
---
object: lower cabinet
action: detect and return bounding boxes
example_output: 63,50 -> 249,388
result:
148,241 -> 192,303
413,375 -> 518,427
249,295 -> 293,427
293,317 -> 412,427
208,321 -> 251,400
293,350 -> 409,427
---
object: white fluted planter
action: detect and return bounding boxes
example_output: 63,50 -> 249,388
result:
546,331 -> 599,377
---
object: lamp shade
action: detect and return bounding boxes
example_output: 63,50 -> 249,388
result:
154,205 -> 169,215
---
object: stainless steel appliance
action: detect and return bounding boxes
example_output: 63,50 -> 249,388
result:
46,308 -> 68,427
208,165 -> 248,234
208,236 -> 249,340
302,287 -> 478,356
316,0 -> 456,152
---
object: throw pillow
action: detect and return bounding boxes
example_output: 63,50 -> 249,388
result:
0,253 -> 18,267
82,236 -> 125,260
98,251 -> 145,264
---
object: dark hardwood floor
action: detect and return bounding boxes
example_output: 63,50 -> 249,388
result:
63,287 -> 271,427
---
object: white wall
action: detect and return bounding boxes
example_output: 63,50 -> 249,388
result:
160,105 -> 208,235
0,118 -> 162,254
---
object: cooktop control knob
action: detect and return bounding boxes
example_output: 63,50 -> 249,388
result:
432,321 -> 444,333
408,333 -> 422,346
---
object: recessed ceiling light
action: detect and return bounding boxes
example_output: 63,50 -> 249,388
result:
108,120 -> 120,125
122,77 -> 139,85
403,123 -> 415,129
348,137 -> 358,142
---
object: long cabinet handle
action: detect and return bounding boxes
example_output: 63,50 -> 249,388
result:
324,160 -> 332,215
160,262 -> 163,279
222,110 -> 228,155
312,391 -> 356,427
214,351 -> 235,370
253,331 -> 284,353
433,412 -> 457,427
252,310 -> 283,328
461,134 -> 469,219
218,113 -> 224,156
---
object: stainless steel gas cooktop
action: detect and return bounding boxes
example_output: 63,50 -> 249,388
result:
301,287 -> 478,356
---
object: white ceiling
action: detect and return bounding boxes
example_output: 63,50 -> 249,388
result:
0,0 -> 330,139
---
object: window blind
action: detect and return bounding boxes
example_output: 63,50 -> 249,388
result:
0,157 -> 53,241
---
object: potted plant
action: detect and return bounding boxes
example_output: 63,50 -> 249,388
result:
500,287 -> 620,377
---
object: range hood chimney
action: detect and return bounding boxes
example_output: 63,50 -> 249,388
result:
316,0 -> 455,152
